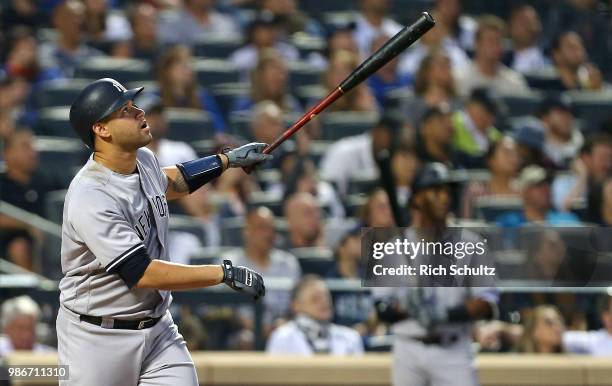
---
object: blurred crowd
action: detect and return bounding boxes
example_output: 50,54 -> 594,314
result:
1,0 -> 612,355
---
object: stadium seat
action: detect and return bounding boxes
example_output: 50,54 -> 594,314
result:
321,111 -> 379,141
347,176 -> 379,196
209,82 -> 250,119
76,57 -> 153,84
291,247 -> 335,276
35,107 -> 74,138
567,91 -> 612,132
501,90 -> 543,118
473,196 -> 523,223
248,191 -> 284,217
220,217 -> 245,246
288,61 -> 324,92
291,34 -> 325,59
36,79 -> 93,108
165,108 -> 215,142
35,136 -> 88,187
189,246 -> 235,265
169,215 -> 208,242
193,34 -> 244,59
524,68 -> 564,91
295,85 -> 327,107
193,59 -> 241,88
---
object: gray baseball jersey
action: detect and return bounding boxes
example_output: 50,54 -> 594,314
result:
59,147 -> 172,319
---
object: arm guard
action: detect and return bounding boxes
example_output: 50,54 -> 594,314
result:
176,155 -> 224,193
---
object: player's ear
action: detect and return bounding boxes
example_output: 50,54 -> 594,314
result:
92,122 -> 111,140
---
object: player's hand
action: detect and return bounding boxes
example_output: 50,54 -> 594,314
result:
221,260 -> 265,301
225,142 -> 273,168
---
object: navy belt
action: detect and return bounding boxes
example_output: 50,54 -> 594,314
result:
79,314 -> 162,330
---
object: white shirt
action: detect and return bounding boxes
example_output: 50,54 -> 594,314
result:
398,38 -> 470,77
153,139 -> 198,167
353,14 -> 402,58
455,62 -> 529,97
319,134 -> 378,196
563,330 -> 612,356
266,320 -> 364,355
511,46 -> 549,74
0,335 -> 54,357
543,129 -> 584,169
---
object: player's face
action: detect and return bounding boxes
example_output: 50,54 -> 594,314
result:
294,281 -> 333,322
103,101 -> 151,150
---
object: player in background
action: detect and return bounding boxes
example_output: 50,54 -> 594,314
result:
373,162 -> 499,386
57,78 -> 267,386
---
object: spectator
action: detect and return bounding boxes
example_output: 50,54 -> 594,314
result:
0,296 -> 53,356
536,96 -> 583,170
320,116 -> 395,196
38,0 -> 103,78
411,49 -> 459,118
81,0 -> 133,55
266,275 -> 364,355
232,49 -> 301,114
507,5 -> 549,74
455,15 -> 528,97
496,165 -> 580,227
397,14 -> 469,79
525,230 -> 573,283
157,0 -> 240,46
118,2 -> 160,62
545,0 -> 610,79
282,156 -> 345,219
390,144 -> 420,210
0,129 -> 61,271
322,50 -> 377,113
516,305 -> 565,353
326,227 -> 374,330
367,34 -> 412,109
260,0 -> 322,37
1,0 -> 42,33
589,177 -> 612,225
511,125 -> 555,169
222,207 -> 302,324
552,133 -> 612,214
431,0 -> 477,51
217,167 -> 261,219
451,87 -> 503,166
353,0 -> 401,58
461,136 -> 521,218
230,11 -> 299,74
3,27 -> 61,86
416,104 -> 459,167
359,188 -> 395,228
249,100 -> 284,144
564,295 -> 612,355
155,45 -> 227,132
283,192 -> 325,249
550,31 -> 604,91
308,23 -> 360,70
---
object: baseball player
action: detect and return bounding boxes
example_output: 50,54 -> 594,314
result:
56,78 -> 267,386
373,162 -> 499,386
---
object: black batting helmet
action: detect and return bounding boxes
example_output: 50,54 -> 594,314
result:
69,78 -> 143,148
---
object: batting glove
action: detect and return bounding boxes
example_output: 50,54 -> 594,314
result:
221,260 -> 266,301
225,142 -> 273,168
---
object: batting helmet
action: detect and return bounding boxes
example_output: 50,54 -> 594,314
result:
69,78 -> 144,148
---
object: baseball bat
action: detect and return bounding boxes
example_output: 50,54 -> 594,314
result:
263,11 -> 435,155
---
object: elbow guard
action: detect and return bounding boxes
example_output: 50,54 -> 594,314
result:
176,155 -> 224,193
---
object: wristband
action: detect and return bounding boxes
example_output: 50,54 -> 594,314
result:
221,259 -> 233,284
176,155 -> 224,193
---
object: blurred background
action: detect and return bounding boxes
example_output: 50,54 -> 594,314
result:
1,0 -> 612,384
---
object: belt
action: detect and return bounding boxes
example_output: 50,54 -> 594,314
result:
79,314 -> 162,330
404,332 -> 460,346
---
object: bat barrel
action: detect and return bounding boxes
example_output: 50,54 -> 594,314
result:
339,12 -> 436,93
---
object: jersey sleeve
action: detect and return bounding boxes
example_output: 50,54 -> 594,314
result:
69,189 -> 146,273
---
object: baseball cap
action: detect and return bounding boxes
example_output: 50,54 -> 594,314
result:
469,87 -> 506,116
512,125 -> 545,152
411,162 -> 460,193
518,165 -> 551,189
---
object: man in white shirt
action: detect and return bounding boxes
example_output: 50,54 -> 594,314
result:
157,0 -> 240,46
508,5 -> 549,74
0,296 -> 54,357
455,15 -> 528,97
564,295 -> 612,356
267,275 -> 364,355
353,0 -> 402,58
